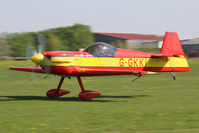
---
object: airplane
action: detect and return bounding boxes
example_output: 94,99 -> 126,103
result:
10,31 -> 189,100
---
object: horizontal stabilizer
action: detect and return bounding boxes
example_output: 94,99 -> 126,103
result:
150,54 -> 169,57
150,54 -> 187,58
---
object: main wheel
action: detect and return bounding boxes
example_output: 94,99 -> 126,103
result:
78,90 -> 101,100
46,89 -> 70,98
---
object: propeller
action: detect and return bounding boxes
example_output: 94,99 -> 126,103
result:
37,34 -> 46,54
25,34 -> 47,80
26,34 -> 46,65
26,43 -> 37,61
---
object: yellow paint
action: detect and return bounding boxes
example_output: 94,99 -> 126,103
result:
31,54 -> 44,64
51,57 -> 74,63
41,56 -> 189,68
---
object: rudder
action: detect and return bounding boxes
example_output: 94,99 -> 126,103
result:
160,32 -> 185,57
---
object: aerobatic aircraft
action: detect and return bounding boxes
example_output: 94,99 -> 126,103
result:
10,32 -> 189,100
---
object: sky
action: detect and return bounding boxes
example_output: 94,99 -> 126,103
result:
0,0 -> 199,39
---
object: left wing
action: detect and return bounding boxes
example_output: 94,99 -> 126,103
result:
9,67 -> 45,73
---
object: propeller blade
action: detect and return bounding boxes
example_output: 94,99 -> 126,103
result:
37,34 -> 46,54
26,43 -> 37,60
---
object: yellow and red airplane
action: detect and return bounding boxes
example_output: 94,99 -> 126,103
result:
10,32 -> 189,100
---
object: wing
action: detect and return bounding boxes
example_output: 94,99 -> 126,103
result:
77,67 -> 157,76
9,67 -> 45,73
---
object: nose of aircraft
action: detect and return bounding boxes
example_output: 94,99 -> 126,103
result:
31,54 -> 44,64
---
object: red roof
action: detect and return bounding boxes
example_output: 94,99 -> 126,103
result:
95,33 -> 163,41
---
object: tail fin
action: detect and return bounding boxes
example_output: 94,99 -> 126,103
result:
160,31 -> 185,57
151,31 -> 189,72
158,32 -> 189,72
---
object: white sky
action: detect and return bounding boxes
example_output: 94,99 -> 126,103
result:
0,0 -> 199,39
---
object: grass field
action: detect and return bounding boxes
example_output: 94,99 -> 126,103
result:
0,59 -> 199,133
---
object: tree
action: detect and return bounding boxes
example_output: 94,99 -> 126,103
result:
0,37 -> 10,57
6,24 -> 94,57
45,33 -> 65,51
7,32 -> 37,57
47,24 -> 94,50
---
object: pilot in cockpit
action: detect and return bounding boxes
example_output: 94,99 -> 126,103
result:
84,42 -> 117,57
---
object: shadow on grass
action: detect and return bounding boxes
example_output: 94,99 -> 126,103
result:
97,95 -> 148,98
0,95 -> 149,102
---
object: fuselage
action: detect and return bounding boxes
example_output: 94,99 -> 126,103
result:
9,32 -> 191,100
35,47 -> 189,76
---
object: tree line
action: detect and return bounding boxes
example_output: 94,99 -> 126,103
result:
0,24 -> 94,58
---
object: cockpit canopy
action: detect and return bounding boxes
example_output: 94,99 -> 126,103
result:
84,42 -> 117,57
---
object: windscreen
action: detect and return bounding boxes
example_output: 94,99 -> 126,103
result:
84,42 -> 117,57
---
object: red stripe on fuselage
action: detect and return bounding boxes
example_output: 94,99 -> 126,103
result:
41,66 -> 189,76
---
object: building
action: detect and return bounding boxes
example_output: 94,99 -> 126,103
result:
181,38 -> 199,57
94,33 -> 163,49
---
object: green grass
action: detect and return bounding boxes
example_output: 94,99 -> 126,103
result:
0,59 -> 199,133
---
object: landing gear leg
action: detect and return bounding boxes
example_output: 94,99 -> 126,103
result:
46,76 -> 70,98
170,72 -> 177,80
77,76 -> 101,100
